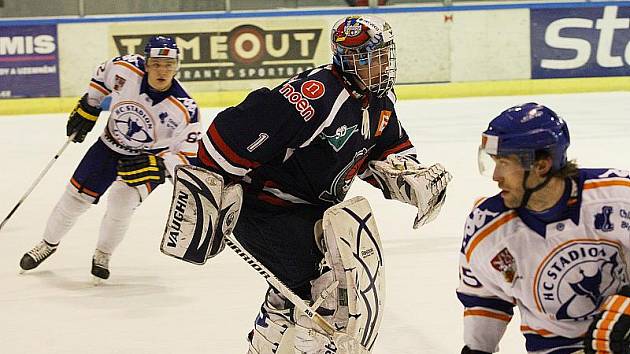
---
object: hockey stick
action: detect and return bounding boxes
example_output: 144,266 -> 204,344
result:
0,134 -> 75,232
223,234 -> 371,353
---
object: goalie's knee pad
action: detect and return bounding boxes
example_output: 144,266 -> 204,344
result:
248,288 -> 295,354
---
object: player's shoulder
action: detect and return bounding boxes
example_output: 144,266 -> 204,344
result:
167,80 -> 199,123
272,65 -> 347,123
109,54 -> 145,77
579,167 -> 630,198
460,194 -> 516,257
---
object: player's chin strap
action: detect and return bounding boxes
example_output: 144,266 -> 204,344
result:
519,171 -> 553,209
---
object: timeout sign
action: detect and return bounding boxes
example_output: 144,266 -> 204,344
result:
113,24 -> 324,81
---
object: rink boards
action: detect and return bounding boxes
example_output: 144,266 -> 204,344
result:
0,1 -> 629,112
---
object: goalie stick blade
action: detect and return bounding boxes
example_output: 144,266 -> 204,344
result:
160,166 -> 224,265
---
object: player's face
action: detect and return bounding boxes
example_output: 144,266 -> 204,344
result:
351,47 -> 391,91
146,58 -> 177,92
491,155 -> 527,208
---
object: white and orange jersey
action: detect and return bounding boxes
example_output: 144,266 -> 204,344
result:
86,54 -> 201,176
457,168 -> 630,353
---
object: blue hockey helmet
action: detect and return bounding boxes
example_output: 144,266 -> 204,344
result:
144,35 -> 179,60
479,103 -> 570,174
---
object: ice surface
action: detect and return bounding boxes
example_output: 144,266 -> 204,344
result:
1,92 -> 628,353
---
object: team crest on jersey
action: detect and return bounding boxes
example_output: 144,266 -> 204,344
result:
491,248 -> 517,283
320,147 -> 372,203
320,125 -> 358,152
535,240 -> 628,321
595,206 -> 615,232
113,75 -> 126,91
111,102 -> 154,148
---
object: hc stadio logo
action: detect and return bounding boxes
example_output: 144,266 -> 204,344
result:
110,102 -> 155,148
535,240 -> 628,321
531,6 -> 630,78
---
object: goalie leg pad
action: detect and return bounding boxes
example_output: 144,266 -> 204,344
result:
248,288 -> 296,354
160,165 -> 242,265
314,196 -> 385,351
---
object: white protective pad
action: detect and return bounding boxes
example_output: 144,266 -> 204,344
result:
160,165 -> 242,265
320,196 -> 385,351
369,154 -> 452,228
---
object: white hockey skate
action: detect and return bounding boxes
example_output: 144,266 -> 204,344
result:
19,240 -> 58,273
91,249 -> 111,285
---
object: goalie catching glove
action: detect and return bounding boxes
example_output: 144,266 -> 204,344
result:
584,285 -> 630,354
67,94 -> 102,143
369,154 -> 452,228
117,154 -> 166,187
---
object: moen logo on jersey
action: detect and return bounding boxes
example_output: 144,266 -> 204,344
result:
111,102 -> 154,148
535,240 -> 628,321
279,82 -> 315,121
320,125 -> 358,152
301,80 -> 325,99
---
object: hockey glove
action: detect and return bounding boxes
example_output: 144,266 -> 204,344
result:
584,285 -> 630,354
369,154 -> 452,228
117,154 -> 166,187
67,94 -> 102,143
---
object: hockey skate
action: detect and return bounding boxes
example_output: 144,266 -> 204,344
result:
19,240 -> 58,273
91,249 -> 111,284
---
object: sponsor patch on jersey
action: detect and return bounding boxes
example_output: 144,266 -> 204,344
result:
534,240 -> 628,321
375,110 -> 391,137
279,82 -> 315,121
491,248 -> 517,283
320,125 -> 358,152
111,102 -> 155,148
301,80 -> 325,100
113,75 -> 126,91
594,206 -> 614,232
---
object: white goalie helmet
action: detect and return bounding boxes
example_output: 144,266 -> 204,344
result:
331,15 -> 397,97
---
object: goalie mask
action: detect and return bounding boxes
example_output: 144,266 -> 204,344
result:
331,15 -> 397,98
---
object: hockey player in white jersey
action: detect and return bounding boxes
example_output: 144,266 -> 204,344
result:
458,103 -> 630,354
19,35 -> 201,281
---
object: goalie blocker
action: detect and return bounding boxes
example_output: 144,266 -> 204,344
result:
160,165 -> 242,264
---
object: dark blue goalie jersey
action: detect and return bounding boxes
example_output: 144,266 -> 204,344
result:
198,64 -> 415,207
